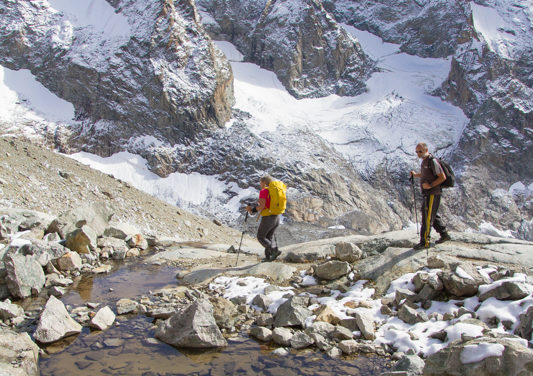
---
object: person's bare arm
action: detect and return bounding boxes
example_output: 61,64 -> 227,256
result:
422,172 -> 446,190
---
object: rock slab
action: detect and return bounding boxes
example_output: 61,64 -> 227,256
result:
155,299 -> 227,348
33,295 -> 82,343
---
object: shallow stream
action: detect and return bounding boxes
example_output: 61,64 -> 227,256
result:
38,259 -> 392,375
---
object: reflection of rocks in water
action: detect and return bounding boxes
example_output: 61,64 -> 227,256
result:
39,316 -> 390,375
178,346 -> 226,363
41,333 -> 81,354
71,275 -> 95,302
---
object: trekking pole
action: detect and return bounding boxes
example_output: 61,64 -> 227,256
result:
410,175 -> 419,236
235,211 -> 248,267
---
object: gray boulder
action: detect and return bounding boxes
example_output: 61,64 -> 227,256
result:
147,306 -> 177,320
256,313 -> 273,327
48,286 -> 67,298
250,326 -> 272,342
442,264 -> 488,298
211,296 -> 239,330
339,339 -> 359,355
389,354 -> 425,376
104,221 -> 141,240
412,272 -> 443,293
417,284 -> 441,302
89,306 -> 116,331
327,346 -> 343,359
282,241 -> 334,263
395,288 -> 418,306
479,281 -> 531,302
339,317 -> 359,332
354,310 -> 376,340
47,202 -> 112,238
233,262 -> 297,283
398,305 -> 428,325
335,242 -> 363,262
331,325 -> 354,341
251,294 -> 272,311
273,296 -> 311,328
0,208 -> 55,239
0,327 -> 40,376
56,251 -> 82,272
14,240 -> 68,267
314,260 -> 351,280
310,332 -> 330,351
306,321 -> 336,338
290,330 -> 314,349
116,298 -> 139,315
45,274 -> 73,288
97,237 -> 129,259
33,295 -> 82,343
272,327 -> 293,346
126,234 -> 149,250
4,253 -> 45,299
0,281 -> 9,301
0,299 -> 24,320
155,299 -> 227,348
423,337 -> 533,376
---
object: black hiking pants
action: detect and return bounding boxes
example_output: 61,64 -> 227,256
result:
257,215 -> 280,250
420,194 -> 446,246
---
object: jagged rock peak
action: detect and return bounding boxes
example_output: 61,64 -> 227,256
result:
328,0 -> 475,58
0,0 -> 234,150
198,0 -> 375,98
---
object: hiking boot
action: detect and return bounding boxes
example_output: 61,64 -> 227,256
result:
264,247 -> 273,260
269,247 -> 282,261
413,242 -> 427,250
435,233 -> 451,244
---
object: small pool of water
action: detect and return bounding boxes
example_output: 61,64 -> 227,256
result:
61,262 -> 179,306
38,259 -> 393,375
39,316 -> 390,376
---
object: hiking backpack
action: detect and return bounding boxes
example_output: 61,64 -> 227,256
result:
267,180 -> 287,215
430,156 -> 455,188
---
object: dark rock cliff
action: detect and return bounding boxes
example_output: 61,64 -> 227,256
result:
0,0 -> 234,152
198,0 -> 375,98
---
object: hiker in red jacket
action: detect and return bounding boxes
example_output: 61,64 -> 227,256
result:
246,175 -> 281,261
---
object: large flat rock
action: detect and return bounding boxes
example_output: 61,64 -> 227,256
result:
146,247 -> 228,263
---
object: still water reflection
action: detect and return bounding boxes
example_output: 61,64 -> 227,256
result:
62,262 -> 178,306
39,261 -> 392,375
40,316 -> 389,376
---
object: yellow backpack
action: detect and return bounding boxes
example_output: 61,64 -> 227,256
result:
263,180 -> 287,216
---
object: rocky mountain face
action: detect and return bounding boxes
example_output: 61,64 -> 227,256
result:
150,118 -> 411,239
197,0 -> 375,98
327,0 -> 533,237
0,0 -> 233,153
327,0 -> 475,58
0,0 -> 531,240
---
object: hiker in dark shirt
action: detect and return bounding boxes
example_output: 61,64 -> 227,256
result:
410,143 -> 451,249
